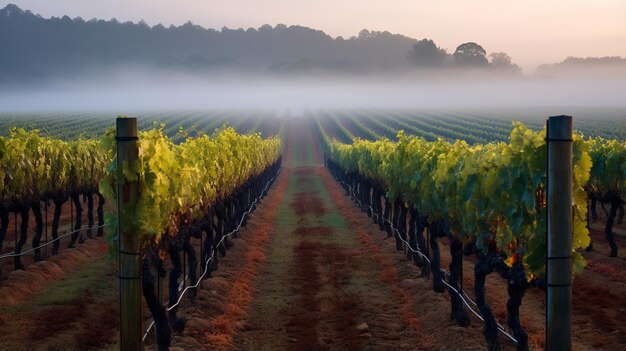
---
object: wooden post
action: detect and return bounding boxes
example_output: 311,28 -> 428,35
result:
546,115 -> 573,351
116,117 -> 142,350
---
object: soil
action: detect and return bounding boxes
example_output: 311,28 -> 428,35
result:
0,118 -> 625,350
232,122 -> 424,350
0,238 -> 109,308
0,238 -> 119,350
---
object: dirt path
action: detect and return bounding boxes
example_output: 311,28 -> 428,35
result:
0,241 -> 118,351
229,122 -> 429,351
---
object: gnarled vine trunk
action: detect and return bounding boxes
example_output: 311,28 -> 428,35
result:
14,207 -> 29,270
447,235 -> 470,326
31,201 -> 44,261
605,192 -> 621,257
51,196 -> 65,255
142,259 -> 171,351
416,214 -> 430,278
185,228 -> 199,300
407,206 -> 418,263
506,263 -> 529,351
475,250 -> 501,351
397,201 -> 408,253
97,192 -> 105,237
69,192 -> 82,247
429,220 -> 445,293
383,198 -> 392,237
392,199 -> 401,251
168,243 -> 186,333
86,192 -> 94,239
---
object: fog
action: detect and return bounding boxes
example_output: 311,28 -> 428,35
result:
1,67 -> 626,115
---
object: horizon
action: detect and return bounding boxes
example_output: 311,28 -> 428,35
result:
3,0 -> 626,73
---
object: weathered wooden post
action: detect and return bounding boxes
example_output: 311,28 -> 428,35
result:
546,115 -> 573,350
116,117 -> 142,350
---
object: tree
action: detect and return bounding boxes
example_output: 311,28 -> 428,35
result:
407,38 -> 448,67
489,52 -> 521,73
258,24 -> 273,32
453,42 -> 488,66
408,38 -> 448,67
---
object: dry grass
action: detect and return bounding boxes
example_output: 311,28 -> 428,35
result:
201,165 -> 287,350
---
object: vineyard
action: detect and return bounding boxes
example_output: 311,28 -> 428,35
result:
0,110 -> 624,350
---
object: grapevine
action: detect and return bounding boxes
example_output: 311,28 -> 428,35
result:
322,121 -> 593,350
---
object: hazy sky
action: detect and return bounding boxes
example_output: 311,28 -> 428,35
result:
4,0 -> 626,71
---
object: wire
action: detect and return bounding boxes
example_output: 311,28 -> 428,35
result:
338,179 -> 518,345
0,224 -> 107,260
142,170 -> 279,343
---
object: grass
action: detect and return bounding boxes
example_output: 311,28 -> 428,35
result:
0,253 -> 119,351
287,169 -> 352,242
348,269 -> 369,291
32,256 -> 115,307
262,172 -> 300,294
1,255 -> 115,316
100,341 -> 120,351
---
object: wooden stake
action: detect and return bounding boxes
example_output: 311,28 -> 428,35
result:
546,115 -> 573,351
116,117 -> 142,350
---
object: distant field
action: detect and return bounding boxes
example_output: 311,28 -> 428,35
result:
0,108 -> 623,142
311,108 -> 626,143
0,110 -> 284,142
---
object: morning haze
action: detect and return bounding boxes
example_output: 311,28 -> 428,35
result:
1,1 -> 625,112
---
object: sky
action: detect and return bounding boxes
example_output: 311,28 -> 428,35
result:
3,0 -> 626,72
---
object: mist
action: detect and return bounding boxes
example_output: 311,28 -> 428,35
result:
1,66 -> 626,115
2,2 -> 625,116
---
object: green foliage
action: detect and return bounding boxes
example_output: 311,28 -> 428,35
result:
586,137 -> 625,196
325,122 -> 595,280
0,128 -> 108,205
99,126 -> 282,247
0,124 -> 281,253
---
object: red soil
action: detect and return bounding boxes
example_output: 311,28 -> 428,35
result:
292,191 -> 325,217
318,166 -> 441,349
167,134 -> 290,351
25,293 -> 118,349
0,238 -> 108,308
0,241 -> 118,350
234,124 -> 426,350
296,226 -> 333,237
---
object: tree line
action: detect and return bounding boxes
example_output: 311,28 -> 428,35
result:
1,4 -> 623,84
